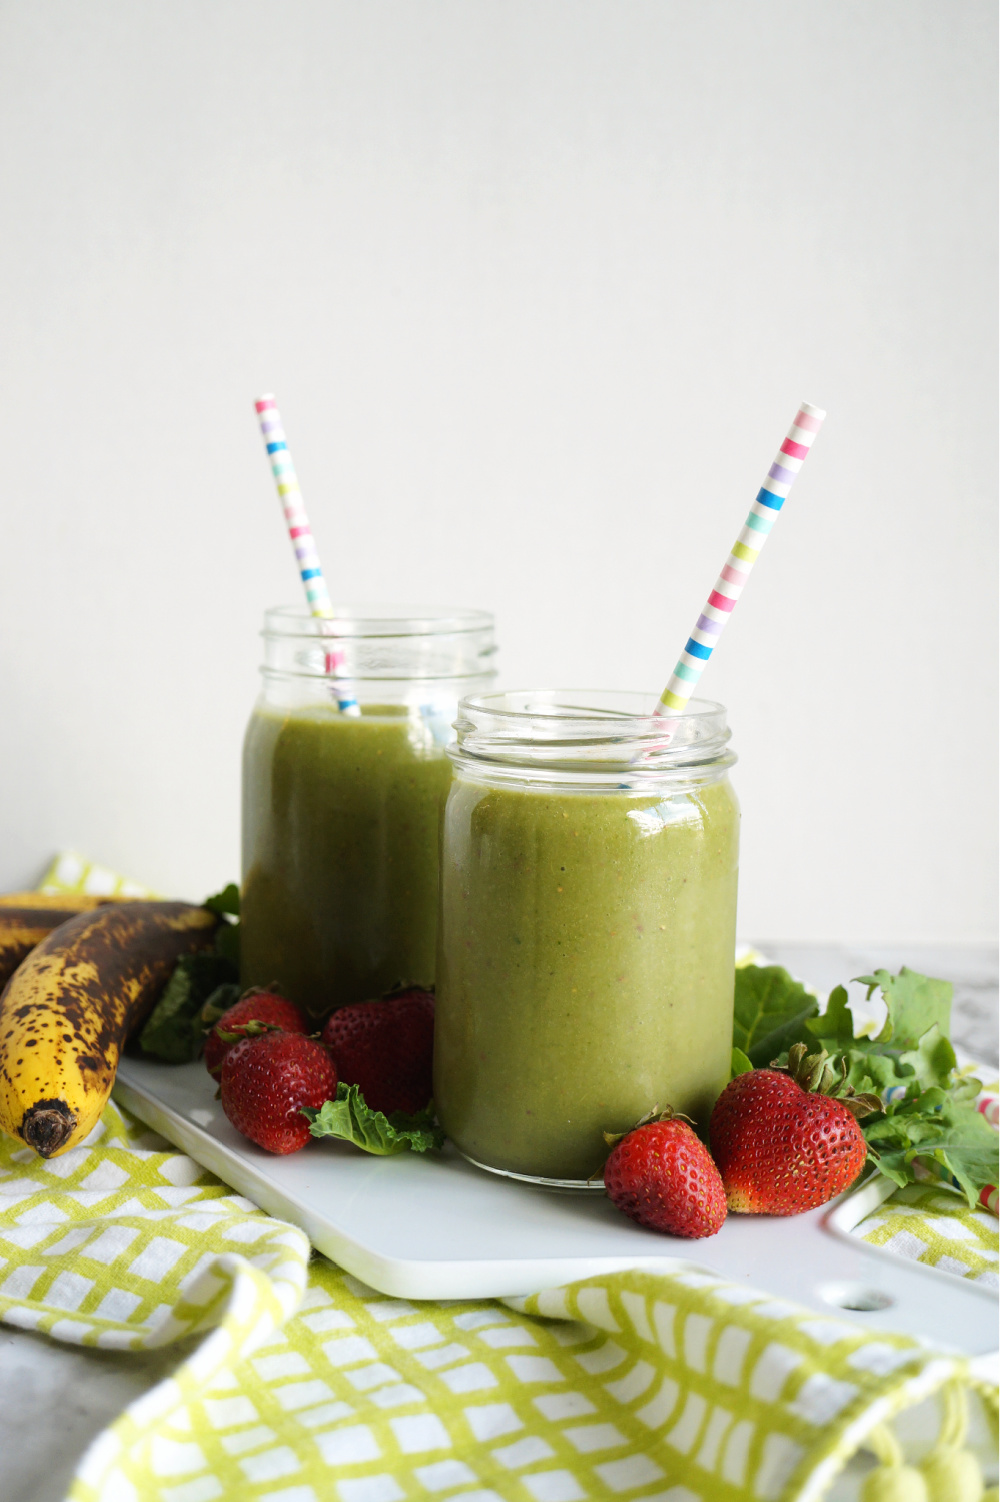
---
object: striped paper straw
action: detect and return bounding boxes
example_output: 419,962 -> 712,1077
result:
655,400 -> 826,716
254,394 -> 360,715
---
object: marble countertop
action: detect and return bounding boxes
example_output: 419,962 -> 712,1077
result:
1,942 -> 996,1502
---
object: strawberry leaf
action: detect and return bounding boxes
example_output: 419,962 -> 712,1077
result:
733,966 -> 819,1068
303,1084 -> 444,1155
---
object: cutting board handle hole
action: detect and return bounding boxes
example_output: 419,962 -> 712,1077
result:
819,1281 -> 895,1312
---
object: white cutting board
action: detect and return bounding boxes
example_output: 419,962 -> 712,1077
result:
113,1056 -> 996,1357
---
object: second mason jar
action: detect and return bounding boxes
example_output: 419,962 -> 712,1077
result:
434,690 -> 739,1185
241,605 -> 496,1015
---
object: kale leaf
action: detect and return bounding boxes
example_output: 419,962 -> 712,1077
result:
733,965 -> 819,1068
139,955 -> 239,1063
304,1084 -> 444,1155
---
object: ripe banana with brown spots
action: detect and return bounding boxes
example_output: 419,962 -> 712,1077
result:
0,901 -> 219,1158
0,892 -> 119,993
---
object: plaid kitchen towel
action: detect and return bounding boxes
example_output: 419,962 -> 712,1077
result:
0,1100 -> 996,1502
849,1178 -> 998,1287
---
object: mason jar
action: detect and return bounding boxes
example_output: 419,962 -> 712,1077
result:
241,605 -> 496,1015
434,690 -> 739,1186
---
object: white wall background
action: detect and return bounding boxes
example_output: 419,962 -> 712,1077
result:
0,1 -> 995,940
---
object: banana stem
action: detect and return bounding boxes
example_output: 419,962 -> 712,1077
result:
21,1099 -> 77,1157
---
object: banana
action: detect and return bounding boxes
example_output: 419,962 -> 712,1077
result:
0,901 -> 218,1158
0,893 -> 112,993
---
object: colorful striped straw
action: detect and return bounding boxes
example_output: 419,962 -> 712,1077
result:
254,394 -> 360,715
655,400 -> 826,716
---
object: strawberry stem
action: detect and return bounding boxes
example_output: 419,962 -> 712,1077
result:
601,1103 -> 694,1150
773,1043 -> 882,1120
215,1020 -> 284,1044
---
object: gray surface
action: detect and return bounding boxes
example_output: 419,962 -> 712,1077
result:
0,1328 -> 193,1502
1,943 -> 996,1502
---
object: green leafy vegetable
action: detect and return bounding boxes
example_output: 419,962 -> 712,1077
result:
863,1095 -> 998,1208
201,982 -> 241,1027
139,954 -> 239,1063
214,924 -> 239,967
303,1084 -> 444,1155
899,1024 -> 958,1093
807,984 -> 854,1043
855,967 -> 952,1049
137,883 -> 243,1061
730,1047 -> 754,1078
204,884 -> 240,918
807,972 -> 958,1097
205,884 -> 241,967
733,965 -> 819,1068
755,963 -> 997,1208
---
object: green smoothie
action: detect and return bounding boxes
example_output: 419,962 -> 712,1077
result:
241,704 -> 453,1014
434,774 -> 739,1181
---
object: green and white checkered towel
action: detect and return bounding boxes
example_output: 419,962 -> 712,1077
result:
0,1100 -> 996,1502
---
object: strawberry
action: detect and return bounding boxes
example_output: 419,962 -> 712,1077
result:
321,987 -> 435,1117
604,1109 -> 727,1239
709,1045 -> 878,1214
221,1031 -> 338,1154
204,990 -> 309,1080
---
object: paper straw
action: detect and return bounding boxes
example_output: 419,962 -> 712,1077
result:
655,400 -> 827,716
254,394 -> 360,715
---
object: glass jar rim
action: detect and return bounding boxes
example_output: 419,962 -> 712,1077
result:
459,687 -> 726,728
452,688 -> 734,783
263,604 -> 494,640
